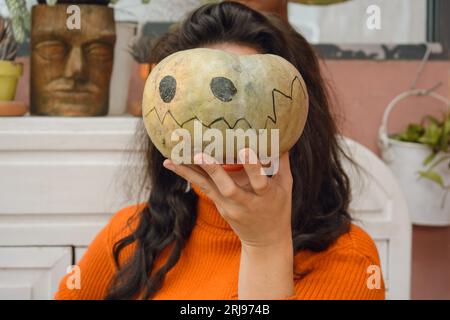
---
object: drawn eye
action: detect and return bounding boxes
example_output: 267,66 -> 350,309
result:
210,77 -> 237,102
159,75 -> 177,103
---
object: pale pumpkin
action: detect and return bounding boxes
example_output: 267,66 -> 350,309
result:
142,48 -> 308,163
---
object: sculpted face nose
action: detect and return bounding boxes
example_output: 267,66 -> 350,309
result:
64,46 -> 87,81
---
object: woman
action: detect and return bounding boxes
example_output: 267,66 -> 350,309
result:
55,2 -> 385,300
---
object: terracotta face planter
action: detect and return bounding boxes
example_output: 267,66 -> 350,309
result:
30,4 -> 116,116
142,48 -> 308,162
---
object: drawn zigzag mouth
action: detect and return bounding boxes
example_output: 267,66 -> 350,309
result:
144,76 -> 304,130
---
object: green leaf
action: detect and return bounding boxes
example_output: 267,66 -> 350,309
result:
392,123 -> 424,142
418,121 -> 442,147
422,115 -> 441,126
427,155 -> 450,171
442,116 -> 450,151
418,170 -> 445,187
423,152 -> 438,166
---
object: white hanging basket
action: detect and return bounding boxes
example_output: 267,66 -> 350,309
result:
378,89 -> 450,226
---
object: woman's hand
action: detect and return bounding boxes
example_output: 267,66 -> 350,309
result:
163,149 -> 295,299
162,148 -> 293,249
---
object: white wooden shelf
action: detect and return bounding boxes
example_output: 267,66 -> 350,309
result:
0,116 -> 145,247
0,116 -> 146,299
0,116 -> 140,150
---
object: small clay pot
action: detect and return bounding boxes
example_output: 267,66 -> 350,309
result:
127,100 -> 142,117
0,101 -> 28,116
0,60 -> 23,101
139,63 -> 150,80
126,63 -> 151,117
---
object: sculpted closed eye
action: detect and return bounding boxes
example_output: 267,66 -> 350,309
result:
210,77 -> 237,102
159,75 -> 177,103
34,40 -> 67,61
85,43 -> 113,61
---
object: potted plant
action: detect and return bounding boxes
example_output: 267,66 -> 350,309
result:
29,0 -> 154,116
392,114 -> 450,200
126,34 -> 155,117
379,91 -> 450,226
129,35 -> 154,79
0,16 -> 26,116
27,0 -> 115,116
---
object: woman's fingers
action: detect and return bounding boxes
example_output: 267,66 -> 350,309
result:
163,159 -> 223,203
239,148 -> 270,196
185,164 -> 209,177
194,153 -> 249,202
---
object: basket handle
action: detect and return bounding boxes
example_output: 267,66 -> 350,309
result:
378,89 -> 450,150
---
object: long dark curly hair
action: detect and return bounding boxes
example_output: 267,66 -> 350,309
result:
105,1 -> 352,300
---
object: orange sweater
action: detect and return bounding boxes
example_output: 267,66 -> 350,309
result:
55,187 -> 385,300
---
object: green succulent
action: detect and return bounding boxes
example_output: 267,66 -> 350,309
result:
0,16 -> 19,60
4,0 -> 30,43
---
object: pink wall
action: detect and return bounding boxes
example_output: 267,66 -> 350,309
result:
14,57 -> 450,299
322,60 -> 449,153
322,60 -> 450,300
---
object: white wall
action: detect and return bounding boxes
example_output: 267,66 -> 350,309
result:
113,0 -> 204,22
288,0 -> 427,44
0,0 -> 204,22
0,0 -> 428,44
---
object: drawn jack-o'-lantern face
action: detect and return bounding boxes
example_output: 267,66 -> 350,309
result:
142,48 -> 308,162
